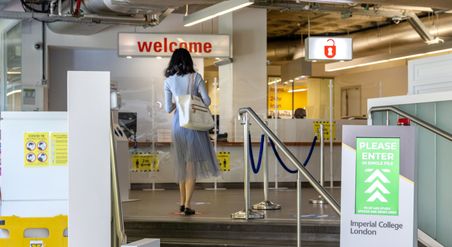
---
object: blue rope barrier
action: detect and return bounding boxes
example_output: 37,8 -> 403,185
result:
248,133 -> 264,174
303,136 -> 317,166
269,138 -> 298,174
269,136 -> 318,174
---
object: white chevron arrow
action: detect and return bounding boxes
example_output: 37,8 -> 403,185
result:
365,180 -> 390,194
365,169 -> 389,183
367,191 -> 388,202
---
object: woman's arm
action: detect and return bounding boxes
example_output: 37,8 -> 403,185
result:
196,73 -> 211,106
164,80 -> 176,113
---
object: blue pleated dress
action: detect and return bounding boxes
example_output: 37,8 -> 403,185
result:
164,73 -> 220,182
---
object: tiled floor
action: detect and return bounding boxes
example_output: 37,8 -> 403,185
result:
123,187 -> 341,224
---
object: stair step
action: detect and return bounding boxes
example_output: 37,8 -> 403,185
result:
125,219 -> 340,244
158,238 -> 339,247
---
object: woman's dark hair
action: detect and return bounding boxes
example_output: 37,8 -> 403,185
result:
164,48 -> 196,77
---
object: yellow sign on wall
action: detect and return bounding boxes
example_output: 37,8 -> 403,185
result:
131,152 -> 160,172
24,132 -> 49,167
50,132 -> 68,166
217,152 -> 230,171
313,121 -> 336,140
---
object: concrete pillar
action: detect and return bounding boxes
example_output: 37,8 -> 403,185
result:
218,8 -> 267,141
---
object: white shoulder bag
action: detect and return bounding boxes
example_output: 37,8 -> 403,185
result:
175,73 -> 215,131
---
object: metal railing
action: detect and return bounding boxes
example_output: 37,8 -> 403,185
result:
110,123 -> 127,246
234,107 -> 341,247
369,106 -> 452,141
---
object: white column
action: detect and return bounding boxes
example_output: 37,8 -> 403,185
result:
218,8 -> 267,141
68,71 -> 111,247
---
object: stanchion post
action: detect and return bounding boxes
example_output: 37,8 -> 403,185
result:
329,79 -> 334,189
205,78 -> 226,191
264,133 -> 269,201
244,114 -> 250,219
252,123 -> 281,210
231,113 -> 264,219
310,124 -> 325,204
297,171 -> 301,247
320,124 -> 324,187
273,82 -> 279,189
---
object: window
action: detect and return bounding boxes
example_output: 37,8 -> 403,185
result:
267,76 -> 334,119
3,21 -> 22,111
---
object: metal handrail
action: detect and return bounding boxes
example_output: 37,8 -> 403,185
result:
238,107 -> 341,215
369,106 -> 452,142
110,126 -> 127,246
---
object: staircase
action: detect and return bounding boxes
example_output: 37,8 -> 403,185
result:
125,219 -> 340,247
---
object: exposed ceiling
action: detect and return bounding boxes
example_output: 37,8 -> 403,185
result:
10,0 -> 452,64
266,8 -> 390,39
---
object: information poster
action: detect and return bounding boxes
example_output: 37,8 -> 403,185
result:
131,152 -> 159,172
24,132 -> 49,167
217,152 -> 230,171
355,138 -> 400,216
313,121 -> 336,140
340,126 -> 416,247
50,132 -> 68,166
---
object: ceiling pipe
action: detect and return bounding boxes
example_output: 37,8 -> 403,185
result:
292,0 -> 452,10
406,12 -> 441,43
0,10 -> 151,24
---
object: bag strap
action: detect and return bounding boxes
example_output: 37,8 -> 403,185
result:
186,73 -> 196,96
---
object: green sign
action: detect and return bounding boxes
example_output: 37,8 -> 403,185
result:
355,137 -> 400,216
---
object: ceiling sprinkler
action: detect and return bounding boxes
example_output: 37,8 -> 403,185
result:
392,16 -> 404,24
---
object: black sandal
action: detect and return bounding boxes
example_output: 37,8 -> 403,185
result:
184,207 -> 196,216
180,205 -> 185,212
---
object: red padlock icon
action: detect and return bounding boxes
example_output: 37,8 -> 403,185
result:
324,39 -> 336,58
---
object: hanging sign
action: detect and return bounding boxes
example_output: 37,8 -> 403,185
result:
305,37 -> 352,61
217,152 -> 230,171
118,33 -> 231,58
340,126 -> 416,247
24,132 -> 49,167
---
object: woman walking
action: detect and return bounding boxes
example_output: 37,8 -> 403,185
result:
163,48 -> 220,216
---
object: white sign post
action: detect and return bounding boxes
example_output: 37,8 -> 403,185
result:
340,125 -> 417,247
118,33 -> 231,58
305,37 -> 352,61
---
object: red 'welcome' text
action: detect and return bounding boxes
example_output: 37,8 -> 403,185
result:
137,38 -> 213,54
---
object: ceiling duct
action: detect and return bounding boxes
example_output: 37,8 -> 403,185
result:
281,57 -> 312,83
292,0 -> 452,10
43,0 -> 174,34
406,13 -> 441,43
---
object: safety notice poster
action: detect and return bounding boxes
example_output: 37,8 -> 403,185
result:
50,132 -> 68,166
131,152 -> 159,172
24,132 -> 49,167
217,152 -> 231,171
24,132 -> 68,167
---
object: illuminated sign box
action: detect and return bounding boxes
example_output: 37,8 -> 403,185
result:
118,33 -> 231,58
305,37 -> 353,61
341,126 -> 416,247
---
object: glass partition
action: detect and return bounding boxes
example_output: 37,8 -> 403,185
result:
267,76 -> 334,119
3,21 -> 22,111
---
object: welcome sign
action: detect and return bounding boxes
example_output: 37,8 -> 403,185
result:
341,126 -> 416,246
118,33 -> 231,58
